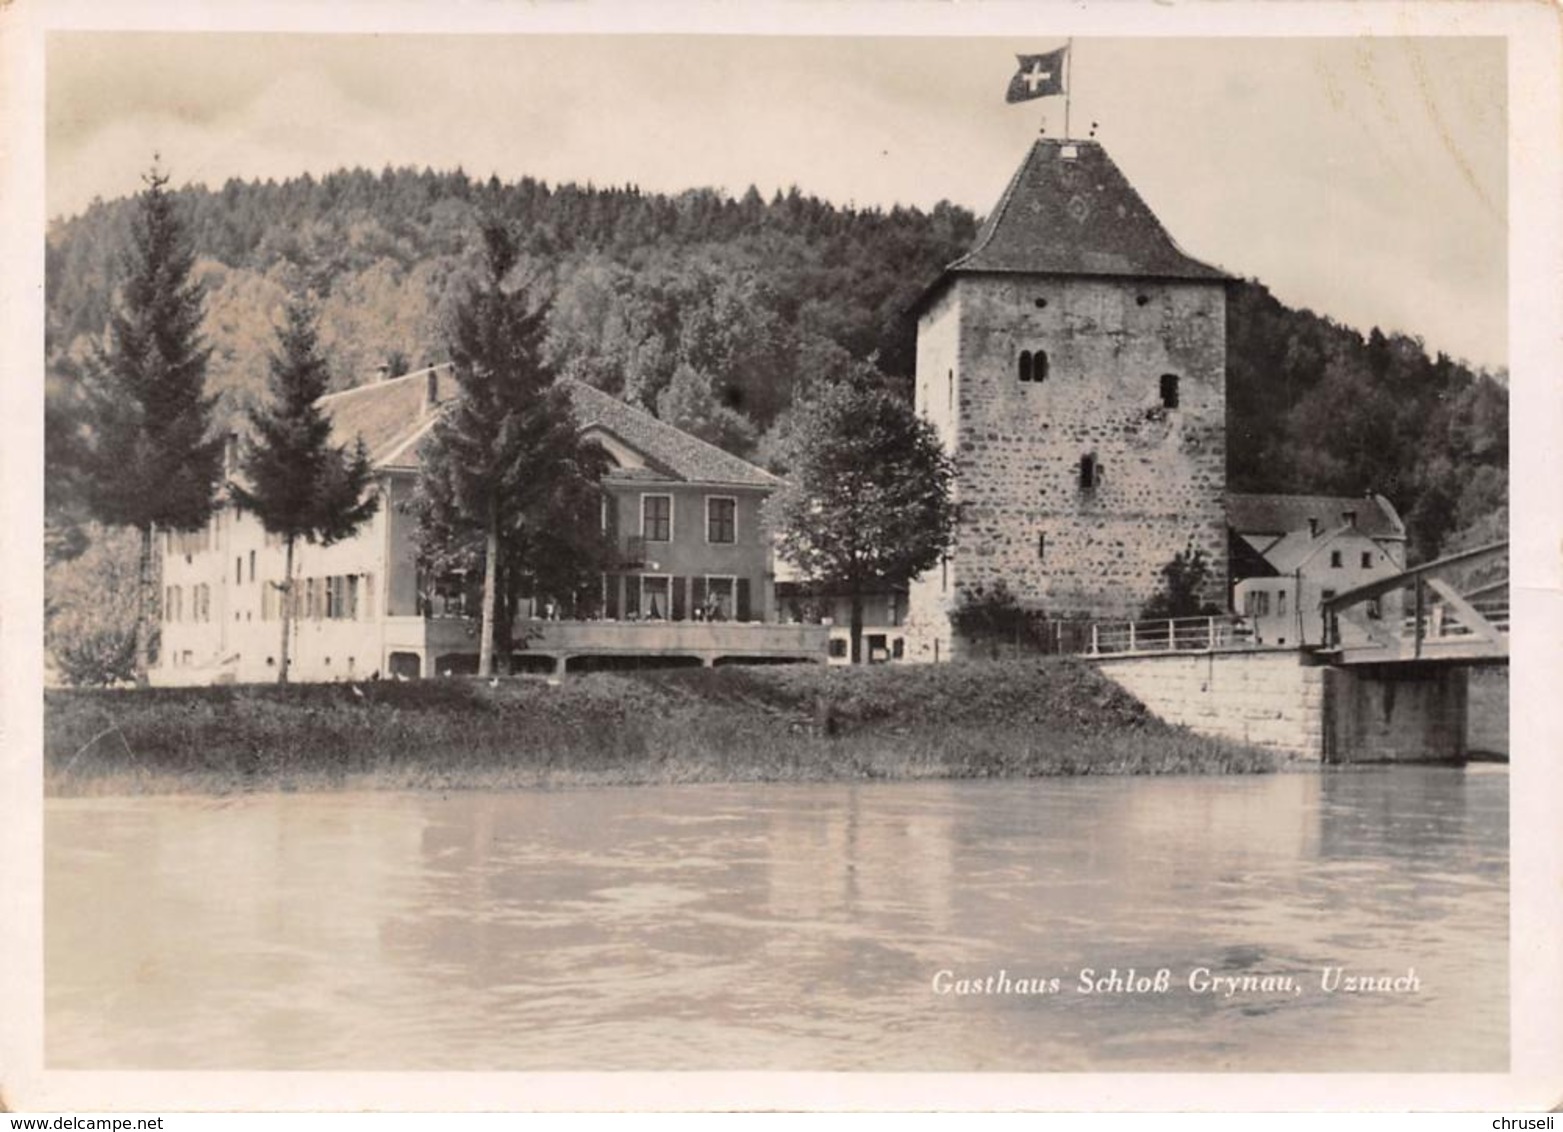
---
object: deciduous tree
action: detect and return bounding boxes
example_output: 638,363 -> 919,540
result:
770,374 -> 955,663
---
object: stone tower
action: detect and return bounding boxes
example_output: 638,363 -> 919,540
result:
906,139 -> 1230,661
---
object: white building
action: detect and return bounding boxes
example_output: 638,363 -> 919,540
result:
1227,492 -> 1407,647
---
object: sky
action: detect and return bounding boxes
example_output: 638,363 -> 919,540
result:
44,30 -> 1507,370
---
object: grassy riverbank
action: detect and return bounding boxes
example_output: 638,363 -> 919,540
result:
45,658 -> 1276,795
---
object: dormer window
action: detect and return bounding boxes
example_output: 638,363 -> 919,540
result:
1019,349 -> 1049,383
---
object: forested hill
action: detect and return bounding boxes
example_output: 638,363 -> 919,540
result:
45,166 -> 1507,561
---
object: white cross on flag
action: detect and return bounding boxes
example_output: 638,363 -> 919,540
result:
1006,47 -> 1067,103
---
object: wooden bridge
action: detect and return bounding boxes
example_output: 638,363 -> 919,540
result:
1317,541 -> 1509,665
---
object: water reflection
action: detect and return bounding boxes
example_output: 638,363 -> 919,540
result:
47,767 -> 1506,1071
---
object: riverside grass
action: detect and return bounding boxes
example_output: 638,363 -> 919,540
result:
45,658 -> 1276,796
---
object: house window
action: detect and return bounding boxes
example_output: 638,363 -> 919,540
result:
828,639 -> 848,659
641,576 -> 671,620
1079,453 -> 1101,489
707,497 -> 736,544
1244,590 -> 1271,617
642,494 -> 672,542
1367,597 -> 1383,620
702,576 -> 736,621
432,572 -> 468,618
236,556 -> 243,583
1019,349 -> 1049,383
1321,589 -> 1337,603
1361,551 -> 1373,569
1159,374 -> 1180,409
1330,550 -> 1343,568
249,550 -> 256,582
1277,591 -> 1287,616
1037,532 -> 1046,560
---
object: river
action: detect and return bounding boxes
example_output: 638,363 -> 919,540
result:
46,766 -> 1507,1072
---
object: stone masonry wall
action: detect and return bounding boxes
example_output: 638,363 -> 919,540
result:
1095,649 -> 1325,760
951,275 -> 1227,621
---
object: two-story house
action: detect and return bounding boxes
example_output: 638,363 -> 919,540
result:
1226,492 -> 1408,647
153,366 -> 826,684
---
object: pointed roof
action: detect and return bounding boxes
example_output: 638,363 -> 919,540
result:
915,139 -> 1230,311
317,367 -> 778,489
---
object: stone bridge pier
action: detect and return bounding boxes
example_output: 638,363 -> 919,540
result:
1093,648 -> 1505,764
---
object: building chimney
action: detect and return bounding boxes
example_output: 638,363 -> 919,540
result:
424,366 -> 440,413
377,363 -> 391,383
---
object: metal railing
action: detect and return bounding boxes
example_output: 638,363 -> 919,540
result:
1086,615 -> 1255,656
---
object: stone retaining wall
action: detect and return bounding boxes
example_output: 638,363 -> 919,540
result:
1095,648 -> 1325,760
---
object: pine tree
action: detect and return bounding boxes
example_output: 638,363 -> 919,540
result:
230,297 -> 378,684
78,164 -> 224,686
770,372 -> 956,664
415,221 -> 609,676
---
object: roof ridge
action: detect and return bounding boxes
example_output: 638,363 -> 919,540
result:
1103,147 -> 1230,278
948,138 -> 1039,272
317,367 -> 442,404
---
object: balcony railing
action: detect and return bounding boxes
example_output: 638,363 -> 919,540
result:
619,535 -> 647,568
424,615 -> 827,659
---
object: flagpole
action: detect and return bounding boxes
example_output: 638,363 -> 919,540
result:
1064,38 -> 1073,140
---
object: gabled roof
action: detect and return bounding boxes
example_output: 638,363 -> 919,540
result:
915,139 -> 1230,312
317,367 -> 778,489
565,380 -> 779,489
1225,492 -> 1406,543
1260,525 -> 1372,575
318,365 -> 458,469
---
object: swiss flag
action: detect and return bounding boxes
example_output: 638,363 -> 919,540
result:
1006,48 -> 1067,103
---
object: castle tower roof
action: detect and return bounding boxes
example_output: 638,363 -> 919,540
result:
917,139 -> 1231,310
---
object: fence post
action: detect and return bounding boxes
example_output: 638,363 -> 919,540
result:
1166,619 -> 1175,650
1091,624 -> 1099,655
1128,621 -> 1137,652
1207,616 -> 1215,650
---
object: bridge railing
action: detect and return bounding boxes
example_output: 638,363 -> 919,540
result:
1087,615 -> 1255,656
1321,540 -> 1508,660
